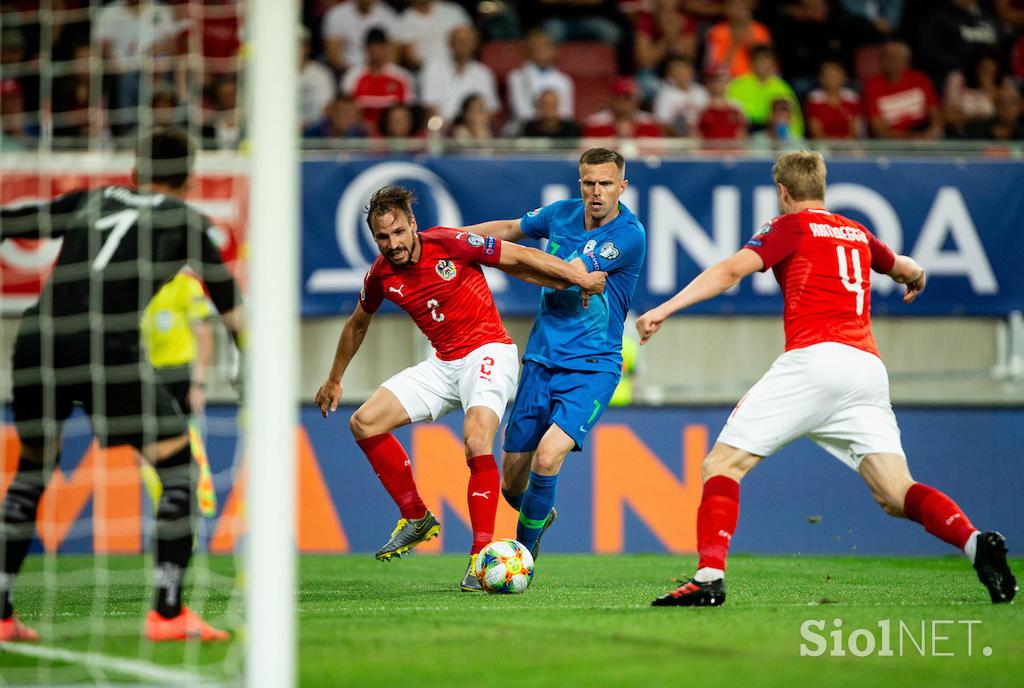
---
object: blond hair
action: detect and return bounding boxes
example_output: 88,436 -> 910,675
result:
772,150 -> 826,201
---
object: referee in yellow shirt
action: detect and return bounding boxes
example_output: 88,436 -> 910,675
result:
139,270 -> 217,517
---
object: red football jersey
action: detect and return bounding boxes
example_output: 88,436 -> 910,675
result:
804,88 -> 861,139
698,103 -> 746,139
744,208 -> 896,357
342,65 -> 413,128
582,111 -> 663,138
360,227 -> 512,360
863,69 -> 938,132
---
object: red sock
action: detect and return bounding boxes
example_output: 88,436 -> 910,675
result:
696,475 -> 740,571
467,454 -> 499,555
903,482 -> 976,549
356,433 -> 426,520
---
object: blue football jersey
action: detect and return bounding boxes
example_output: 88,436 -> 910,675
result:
519,198 -> 646,373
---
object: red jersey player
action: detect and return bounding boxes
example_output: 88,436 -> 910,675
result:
315,185 -> 606,590
636,151 -> 1016,607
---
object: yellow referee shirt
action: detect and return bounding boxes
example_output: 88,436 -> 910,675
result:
141,272 -> 212,368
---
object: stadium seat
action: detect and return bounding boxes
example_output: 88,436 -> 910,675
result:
480,40 -> 525,85
854,45 -> 882,85
556,41 -> 617,78
573,75 -> 613,121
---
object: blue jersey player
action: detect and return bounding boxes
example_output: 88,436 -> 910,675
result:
462,147 -> 646,558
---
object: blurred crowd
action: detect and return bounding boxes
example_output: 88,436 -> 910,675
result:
2,0 -> 1024,150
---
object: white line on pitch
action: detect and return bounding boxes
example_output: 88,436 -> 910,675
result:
0,642 -> 206,685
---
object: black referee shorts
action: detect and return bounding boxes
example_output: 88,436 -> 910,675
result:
11,332 -> 188,450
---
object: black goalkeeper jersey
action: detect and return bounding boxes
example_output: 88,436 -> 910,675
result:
1,185 -> 238,355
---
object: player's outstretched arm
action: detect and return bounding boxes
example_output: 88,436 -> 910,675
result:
459,218 -> 526,242
315,303 -> 373,417
0,191 -> 86,240
887,255 -> 926,304
497,241 -> 606,295
636,248 -> 763,344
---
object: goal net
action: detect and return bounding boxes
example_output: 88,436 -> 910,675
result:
0,2 -> 296,684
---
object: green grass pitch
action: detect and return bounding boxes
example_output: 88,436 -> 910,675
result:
0,553 -> 1021,686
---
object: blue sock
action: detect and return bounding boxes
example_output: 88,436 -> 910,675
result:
501,487 -> 523,511
517,472 -> 558,552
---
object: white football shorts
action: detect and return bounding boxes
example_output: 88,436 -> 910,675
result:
717,342 -> 905,470
381,342 -> 519,423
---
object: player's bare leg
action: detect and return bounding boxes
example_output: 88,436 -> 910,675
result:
0,441 -> 60,642
460,406 -> 502,591
515,425 -> 575,559
349,387 -> 413,440
350,388 -> 440,561
500,451 -> 533,508
141,434 -> 228,641
860,452 -> 1016,603
653,442 -> 763,607
857,452 -> 914,517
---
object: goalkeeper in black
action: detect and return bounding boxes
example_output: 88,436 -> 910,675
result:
0,127 -> 242,642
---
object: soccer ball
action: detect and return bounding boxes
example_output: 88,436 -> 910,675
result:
473,539 -> 535,594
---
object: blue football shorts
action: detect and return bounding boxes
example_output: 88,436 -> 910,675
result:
503,360 -> 620,453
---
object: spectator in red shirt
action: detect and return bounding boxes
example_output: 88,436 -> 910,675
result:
863,41 -> 942,139
582,76 -> 662,138
341,27 -> 415,131
180,0 -> 241,83
804,60 -> 862,139
697,69 -> 748,140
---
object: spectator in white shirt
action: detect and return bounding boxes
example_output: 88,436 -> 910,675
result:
322,0 -> 398,74
95,0 -> 181,132
300,27 -> 337,131
507,29 -> 574,125
420,25 -> 499,122
654,56 -> 709,136
396,0 -> 473,71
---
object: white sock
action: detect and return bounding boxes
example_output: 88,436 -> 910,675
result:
694,567 -> 725,583
963,530 -> 980,564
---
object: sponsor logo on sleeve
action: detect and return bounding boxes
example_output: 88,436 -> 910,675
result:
436,259 -> 458,281
746,222 -> 772,248
466,233 -> 485,247
484,236 -> 497,255
598,241 -> 620,260
583,239 -> 597,254
527,207 -> 542,217
359,286 -> 367,301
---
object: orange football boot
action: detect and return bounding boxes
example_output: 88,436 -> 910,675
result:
0,616 -> 40,642
144,607 -> 229,642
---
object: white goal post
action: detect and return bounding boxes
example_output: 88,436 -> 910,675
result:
245,2 -> 299,687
